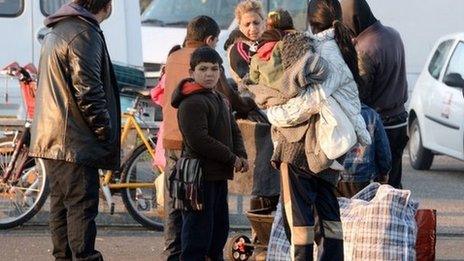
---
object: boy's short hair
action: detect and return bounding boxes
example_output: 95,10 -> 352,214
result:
190,47 -> 223,70
186,16 -> 220,42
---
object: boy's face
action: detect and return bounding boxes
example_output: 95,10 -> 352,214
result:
190,62 -> 221,89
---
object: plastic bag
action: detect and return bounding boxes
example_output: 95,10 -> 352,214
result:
317,97 -> 357,159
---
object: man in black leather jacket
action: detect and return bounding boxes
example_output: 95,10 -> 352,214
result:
29,1 -> 118,260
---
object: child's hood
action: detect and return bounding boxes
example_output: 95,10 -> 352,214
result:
171,78 -> 211,108
255,29 -> 302,62
256,29 -> 285,61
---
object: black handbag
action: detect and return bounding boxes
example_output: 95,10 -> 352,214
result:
169,156 -> 204,211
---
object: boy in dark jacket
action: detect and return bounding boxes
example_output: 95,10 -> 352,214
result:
162,16 -> 256,260
338,104 -> 392,198
171,47 -> 248,261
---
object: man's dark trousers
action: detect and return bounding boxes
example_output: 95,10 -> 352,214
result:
180,180 -> 229,261
163,149 -> 182,260
43,159 -> 103,261
384,115 -> 409,189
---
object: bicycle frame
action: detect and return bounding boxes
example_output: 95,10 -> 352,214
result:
99,95 -> 162,214
0,63 -> 36,185
101,112 -> 158,190
0,123 -> 31,184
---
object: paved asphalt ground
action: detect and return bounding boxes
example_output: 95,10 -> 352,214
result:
0,154 -> 463,261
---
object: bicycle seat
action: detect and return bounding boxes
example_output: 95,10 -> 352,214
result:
121,87 -> 151,99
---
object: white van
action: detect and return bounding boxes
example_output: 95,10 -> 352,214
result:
0,0 -> 145,118
141,0 -> 308,79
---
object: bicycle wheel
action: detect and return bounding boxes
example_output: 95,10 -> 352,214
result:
120,144 -> 163,230
0,141 -> 49,229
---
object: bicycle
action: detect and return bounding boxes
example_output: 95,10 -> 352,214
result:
100,87 -> 164,231
0,62 -> 49,229
0,63 -> 164,230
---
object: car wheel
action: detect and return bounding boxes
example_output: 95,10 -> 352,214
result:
408,118 -> 434,170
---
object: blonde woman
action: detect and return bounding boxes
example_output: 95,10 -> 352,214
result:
226,0 -> 266,83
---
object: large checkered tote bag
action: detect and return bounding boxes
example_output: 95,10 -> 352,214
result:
267,183 -> 418,261
338,183 -> 419,261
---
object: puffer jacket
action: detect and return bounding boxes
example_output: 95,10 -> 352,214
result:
266,28 -> 371,146
29,3 -> 121,170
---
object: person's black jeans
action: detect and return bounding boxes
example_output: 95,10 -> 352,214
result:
180,180 -> 229,261
43,159 -> 103,261
163,149 -> 182,260
385,125 -> 408,189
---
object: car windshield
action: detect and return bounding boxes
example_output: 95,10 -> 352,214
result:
142,0 -> 238,29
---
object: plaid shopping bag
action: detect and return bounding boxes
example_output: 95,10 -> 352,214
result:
338,183 -> 418,260
267,183 -> 419,261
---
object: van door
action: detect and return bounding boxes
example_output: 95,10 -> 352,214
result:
0,0 -> 33,66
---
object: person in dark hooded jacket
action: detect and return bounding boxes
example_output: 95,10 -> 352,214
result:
172,46 -> 248,260
341,0 -> 409,189
29,1 -> 117,260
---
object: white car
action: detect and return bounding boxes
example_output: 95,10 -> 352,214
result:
408,33 -> 464,170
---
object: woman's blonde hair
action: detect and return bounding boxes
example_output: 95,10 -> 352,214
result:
234,0 -> 265,22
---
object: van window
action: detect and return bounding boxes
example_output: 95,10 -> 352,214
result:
40,0 -> 70,16
40,0 -> 113,17
0,0 -> 23,17
428,40 -> 454,79
142,0 -> 239,29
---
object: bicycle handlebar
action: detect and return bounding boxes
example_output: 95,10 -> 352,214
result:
1,62 -> 37,83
